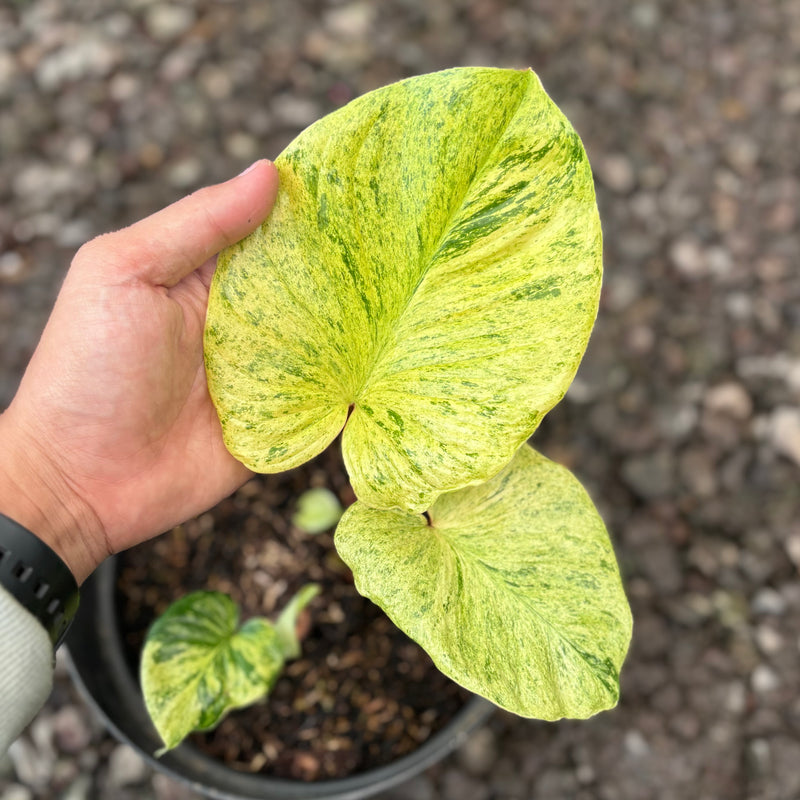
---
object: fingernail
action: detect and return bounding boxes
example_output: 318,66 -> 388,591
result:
237,159 -> 270,177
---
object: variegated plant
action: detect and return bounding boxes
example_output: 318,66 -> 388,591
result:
142,67 -> 632,754
142,585 -> 319,752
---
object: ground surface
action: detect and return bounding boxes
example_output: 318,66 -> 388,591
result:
1,1 -> 799,799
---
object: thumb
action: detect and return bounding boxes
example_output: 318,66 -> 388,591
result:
73,160 -> 279,287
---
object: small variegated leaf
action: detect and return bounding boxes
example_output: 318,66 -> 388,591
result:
141,587 -> 317,752
334,444 -> 632,720
205,66 -> 602,512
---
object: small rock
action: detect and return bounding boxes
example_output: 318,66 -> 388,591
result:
704,382 -> 752,420
167,157 -> 203,189
52,758 -> 79,787
225,131 -> 259,162
533,767 -> 579,796
35,38 -> 117,91
746,738 -> 771,778
657,402 -> 698,440
102,11 -> 135,39
145,6 -> 196,42
78,749 -> 99,772
13,163 -> 74,201
0,252 -> 28,284
440,767 -> 490,800
0,50 -> 17,97
623,729 -> 650,758
784,534 -> 800,569
107,744 -> 150,788
52,707 -> 92,754
714,590 -> 749,628
108,72 -> 142,103
604,273 -> 642,312
679,448 -> 717,497
489,756 -> 528,796
596,153 -> 636,194
631,2 -> 660,30
780,87 -> 800,115
755,624 -> 784,655
765,200 -> 796,233
29,715 -> 55,765
455,726 -> 497,778
159,45 -> 202,84
637,540 -> 683,595
768,407 -> 800,466
0,785 -> 33,800
272,94 -> 321,128
626,323 -> 655,355
726,292 -> 753,320
64,134 -> 94,166
56,220 -> 93,249
752,587 -> 787,616
751,664 -> 780,694
324,2 -> 376,39
668,592 -> 713,626
670,710 -> 701,740
152,773 -> 203,800
576,762 -> 595,784
621,450 -> 675,499
60,774 -> 92,800
769,737 -> 800,797
724,681 -> 747,714
670,237 -> 707,279
725,135 -> 759,175
198,64 -> 233,100
8,738 -> 53,790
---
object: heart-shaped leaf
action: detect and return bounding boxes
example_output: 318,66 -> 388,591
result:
334,444 -> 632,720
141,587 -> 318,752
205,67 -> 602,512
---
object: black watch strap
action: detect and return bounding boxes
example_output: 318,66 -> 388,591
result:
0,512 -> 79,649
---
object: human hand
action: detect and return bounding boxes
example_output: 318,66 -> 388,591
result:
0,161 -> 279,583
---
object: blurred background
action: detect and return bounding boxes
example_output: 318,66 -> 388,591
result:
1,1 -> 799,798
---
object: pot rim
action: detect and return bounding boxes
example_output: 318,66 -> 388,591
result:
67,556 -> 494,800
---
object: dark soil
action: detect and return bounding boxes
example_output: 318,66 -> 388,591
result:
115,444 -> 470,781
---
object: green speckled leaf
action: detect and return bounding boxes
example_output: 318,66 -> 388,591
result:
141,588 -> 316,752
334,444 -> 632,719
206,67 -> 602,512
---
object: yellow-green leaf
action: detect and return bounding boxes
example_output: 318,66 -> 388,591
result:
205,67 -> 602,511
141,592 -> 283,752
292,488 -> 344,534
334,444 -> 632,720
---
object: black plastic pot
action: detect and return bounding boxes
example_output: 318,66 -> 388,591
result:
67,557 -> 495,800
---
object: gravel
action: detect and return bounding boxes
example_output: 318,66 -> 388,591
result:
2,1 -> 800,799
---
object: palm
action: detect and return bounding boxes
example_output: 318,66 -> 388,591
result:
0,162 -> 278,581
18,263 -> 249,552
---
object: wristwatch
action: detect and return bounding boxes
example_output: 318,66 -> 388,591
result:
0,512 -> 79,649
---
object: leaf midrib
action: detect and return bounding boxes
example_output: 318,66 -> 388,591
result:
354,70 -> 535,404
433,520 -> 619,700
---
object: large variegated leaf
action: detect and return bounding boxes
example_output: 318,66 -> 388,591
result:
334,444 -> 632,719
141,587 -> 318,752
206,67 -> 602,512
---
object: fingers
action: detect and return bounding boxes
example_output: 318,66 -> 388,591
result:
73,160 -> 279,287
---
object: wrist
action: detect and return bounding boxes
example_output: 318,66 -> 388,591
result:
0,409 -> 108,585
